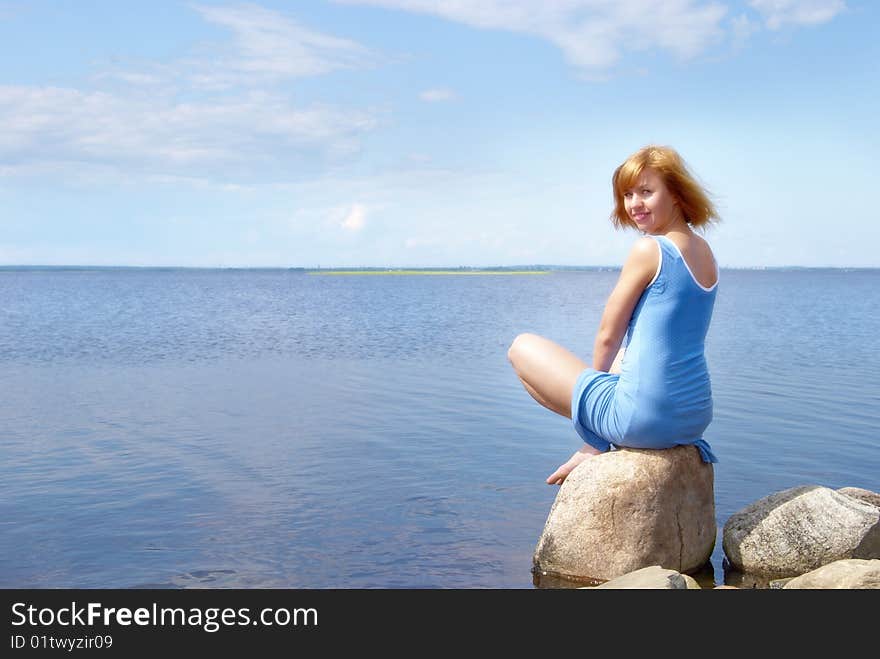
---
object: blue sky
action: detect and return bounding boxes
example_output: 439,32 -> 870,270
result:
1,0 -> 877,267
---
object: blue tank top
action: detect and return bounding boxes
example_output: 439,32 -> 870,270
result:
614,234 -> 718,461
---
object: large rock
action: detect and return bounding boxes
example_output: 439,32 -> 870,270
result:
722,485 -> 880,579
591,565 -> 701,589
533,445 -> 716,584
783,559 -> 880,589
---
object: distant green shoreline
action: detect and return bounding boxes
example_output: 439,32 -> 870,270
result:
308,269 -> 549,276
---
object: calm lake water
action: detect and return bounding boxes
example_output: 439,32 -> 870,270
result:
1,268 -> 878,588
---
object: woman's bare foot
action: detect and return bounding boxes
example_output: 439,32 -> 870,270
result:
546,445 -> 602,485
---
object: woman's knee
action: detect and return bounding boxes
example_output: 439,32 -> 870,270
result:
507,332 -> 540,367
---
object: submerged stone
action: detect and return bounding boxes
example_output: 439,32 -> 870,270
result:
589,565 -> 702,589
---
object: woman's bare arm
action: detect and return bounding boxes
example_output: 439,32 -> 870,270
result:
592,237 -> 658,371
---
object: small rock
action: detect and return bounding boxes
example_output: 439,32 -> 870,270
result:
590,565 -> 701,589
783,559 -> 880,589
768,577 -> 792,589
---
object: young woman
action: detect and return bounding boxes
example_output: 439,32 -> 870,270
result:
508,145 -> 720,485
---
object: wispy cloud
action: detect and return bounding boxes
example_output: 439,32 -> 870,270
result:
335,0 -> 729,72
0,85 -> 376,182
336,0 -> 847,73
189,3 -> 380,88
749,0 -> 846,30
730,13 -> 761,47
340,203 -> 368,231
91,4 -> 381,91
419,88 -> 456,102
0,4 -> 381,184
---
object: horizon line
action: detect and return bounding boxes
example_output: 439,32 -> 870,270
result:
1,264 -> 878,271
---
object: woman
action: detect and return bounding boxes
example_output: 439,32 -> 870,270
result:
508,145 -> 720,485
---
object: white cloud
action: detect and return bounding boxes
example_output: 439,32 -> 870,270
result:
88,4 -> 381,91
419,88 -> 457,102
0,5 -> 382,184
190,3 -> 379,86
340,203 -> 367,231
0,86 -> 376,182
748,0 -> 846,30
335,0 -> 729,72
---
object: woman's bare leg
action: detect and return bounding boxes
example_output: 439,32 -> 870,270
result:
507,333 -> 588,418
507,333 -> 603,485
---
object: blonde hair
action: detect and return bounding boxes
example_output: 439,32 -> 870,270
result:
610,145 -> 720,230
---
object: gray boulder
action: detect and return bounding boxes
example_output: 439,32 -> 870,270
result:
722,485 -> 880,579
783,559 -> 880,589
533,445 -> 716,584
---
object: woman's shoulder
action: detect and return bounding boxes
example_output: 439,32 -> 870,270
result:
621,236 -> 661,282
672,231 -> 718,286
665,230 -> 715,262
689,232 -> 716,264
691,231 -> 713,250
629,235 -> 661,257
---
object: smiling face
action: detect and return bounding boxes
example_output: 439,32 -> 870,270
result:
622,168 -> 680,234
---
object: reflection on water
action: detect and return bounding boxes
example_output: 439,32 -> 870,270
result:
720,562 -> 778,590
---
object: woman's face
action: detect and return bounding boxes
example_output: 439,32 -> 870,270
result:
622,168 -> 679,234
